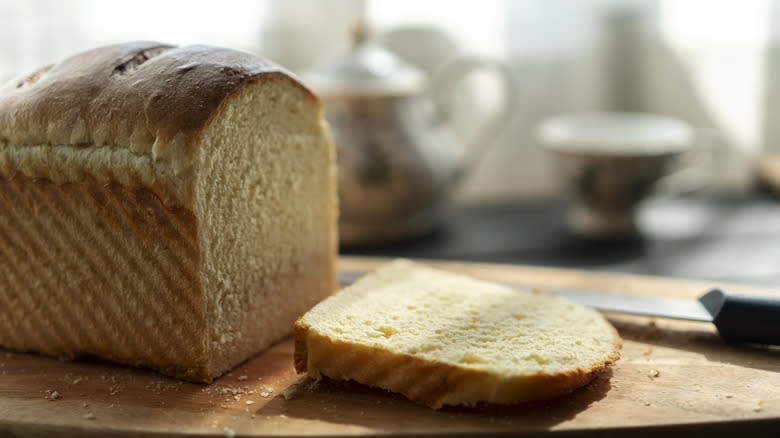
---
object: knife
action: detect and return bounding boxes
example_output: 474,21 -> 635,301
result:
338,271 -> 780,346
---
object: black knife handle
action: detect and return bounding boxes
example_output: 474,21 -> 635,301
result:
699,289 -> 780,345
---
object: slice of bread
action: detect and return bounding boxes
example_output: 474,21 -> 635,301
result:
294,259 -> 621,409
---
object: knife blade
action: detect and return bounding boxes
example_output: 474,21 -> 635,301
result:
337,270 -> 780,345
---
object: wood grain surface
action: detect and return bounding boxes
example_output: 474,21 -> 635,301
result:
1,256 -> 778,437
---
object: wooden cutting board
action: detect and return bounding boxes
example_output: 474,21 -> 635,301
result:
1,256 -> 779,437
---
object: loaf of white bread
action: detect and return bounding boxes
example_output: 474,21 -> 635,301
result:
295,260 -> 621,408
0,42 -> 338,382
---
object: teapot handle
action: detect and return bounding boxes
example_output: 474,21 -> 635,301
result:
429,55 -> 517,176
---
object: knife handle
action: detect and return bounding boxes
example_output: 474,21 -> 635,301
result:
699,289 -> 780,345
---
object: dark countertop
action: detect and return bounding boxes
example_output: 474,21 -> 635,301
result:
340,193 -> 780,289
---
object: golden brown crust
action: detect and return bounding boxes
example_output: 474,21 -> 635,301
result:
0,173 -> 212,381
0,41 -> 318,176
295,328 -> 620,409
293,320 -> 310,374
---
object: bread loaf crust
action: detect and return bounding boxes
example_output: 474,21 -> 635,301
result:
0,42 -> 318,206
0,42 -> 338,382
0,173 -> 211,380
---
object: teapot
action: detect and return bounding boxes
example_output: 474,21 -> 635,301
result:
304,25 -> 516,245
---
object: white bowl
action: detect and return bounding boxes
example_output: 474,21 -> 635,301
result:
537,111 -> 694,156
536,111 -> 695,237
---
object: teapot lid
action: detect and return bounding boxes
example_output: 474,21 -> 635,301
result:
303,22 -> 427,97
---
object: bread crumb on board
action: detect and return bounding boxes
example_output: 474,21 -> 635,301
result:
146,380 -> 182,395
44,390 -> 62,400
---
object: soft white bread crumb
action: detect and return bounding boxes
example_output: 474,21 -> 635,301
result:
294,259 -> 621,409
